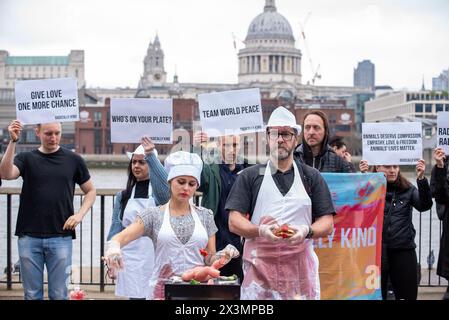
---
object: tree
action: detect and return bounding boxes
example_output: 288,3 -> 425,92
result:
442,90 -> 449,99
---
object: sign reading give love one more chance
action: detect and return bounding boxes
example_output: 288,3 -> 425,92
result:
14,77 -> 79,125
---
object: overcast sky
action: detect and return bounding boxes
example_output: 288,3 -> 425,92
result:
1,0 -> 448,90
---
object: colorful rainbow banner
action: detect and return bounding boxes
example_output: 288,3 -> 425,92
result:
316,173 -> 386,300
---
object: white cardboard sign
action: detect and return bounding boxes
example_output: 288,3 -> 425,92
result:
110,98 -> 173,144
15,78 -> 79,124
198,88 -> 264,137
437,112 -> 449,154
362,122 -> 422,165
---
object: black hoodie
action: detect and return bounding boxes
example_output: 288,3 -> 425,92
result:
295,143 -> 355,173
294,124 -> 355,172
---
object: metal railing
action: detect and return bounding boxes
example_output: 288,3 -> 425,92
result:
417,207 -> 446,287
0,187 -> 202,292
1,187 -> 446,291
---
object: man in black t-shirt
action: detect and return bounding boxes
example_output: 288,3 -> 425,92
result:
226,107 -> 335,300
0,120 -> 96,300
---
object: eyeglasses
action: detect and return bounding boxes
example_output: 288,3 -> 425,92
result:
132,159 -> 146,165
267,131 -> 296,141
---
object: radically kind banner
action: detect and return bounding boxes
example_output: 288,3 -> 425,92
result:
316,173 -> 386,300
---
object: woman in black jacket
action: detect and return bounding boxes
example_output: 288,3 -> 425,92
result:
430,147 -> 449,300
360,159 -> 433,300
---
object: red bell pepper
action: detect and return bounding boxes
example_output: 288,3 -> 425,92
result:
200,248 -> 208,257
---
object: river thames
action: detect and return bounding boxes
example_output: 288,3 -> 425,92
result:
0,168 -> 446,286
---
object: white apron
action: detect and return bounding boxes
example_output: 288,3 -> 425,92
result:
241,160 -> 320,300
147,202 -> 208,299
116,183 -> 155,298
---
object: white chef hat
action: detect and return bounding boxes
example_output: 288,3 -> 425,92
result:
126,145 -> 145,160
164,151 -> 203,186
266,106 -> 302,134
126,145 -> 158,160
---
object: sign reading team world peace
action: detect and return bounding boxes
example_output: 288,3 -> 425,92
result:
316,173 -> 386,300
14,78 -> 79,125
198,88 -> 264,137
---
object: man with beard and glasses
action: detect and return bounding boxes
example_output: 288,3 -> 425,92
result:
225,106 -> 335,300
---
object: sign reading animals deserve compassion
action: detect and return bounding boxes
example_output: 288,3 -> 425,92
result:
110,98 -> 173,144
15,78 -> 79,124
362,122 -> 422,165
198,88 -> 264,137
437,112 -> 449,154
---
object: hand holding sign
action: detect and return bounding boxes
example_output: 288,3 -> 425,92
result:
141,136 -> 155,155
8,120 -> 23,142
194,131 -> 208,146
434,147 -> 446,169
359,160 -> 369,173
415,159 -> 426,180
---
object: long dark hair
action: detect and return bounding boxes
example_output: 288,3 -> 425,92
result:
372,165 -> 412,191
301,110 -> 330,157
302,110 -> 330,141
120,159 -> 137,219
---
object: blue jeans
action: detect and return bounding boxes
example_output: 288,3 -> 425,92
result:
18,236 -> 72,300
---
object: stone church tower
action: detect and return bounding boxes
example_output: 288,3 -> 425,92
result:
139,34 -> 167,88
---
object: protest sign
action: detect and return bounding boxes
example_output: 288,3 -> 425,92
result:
15,78 -> 79,124
110,98 -> 173,144
437,112 -> 449,153
317,173 -> 386,300
362,122 -> 422,165
198,88 -> 264,137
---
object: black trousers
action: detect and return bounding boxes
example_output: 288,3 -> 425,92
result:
381,248 -> 418,300
218,256 -> 244,283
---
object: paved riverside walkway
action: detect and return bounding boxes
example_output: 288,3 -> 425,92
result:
0,283 -> 446,300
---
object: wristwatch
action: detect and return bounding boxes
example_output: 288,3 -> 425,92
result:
305,226 -> 314,239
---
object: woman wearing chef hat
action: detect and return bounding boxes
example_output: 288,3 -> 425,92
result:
106,136 -> 170,299
104,151 -> 239,299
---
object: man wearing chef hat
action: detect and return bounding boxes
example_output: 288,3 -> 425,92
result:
226,106 -> 335,300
